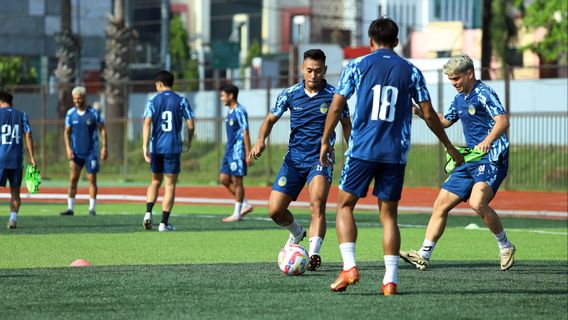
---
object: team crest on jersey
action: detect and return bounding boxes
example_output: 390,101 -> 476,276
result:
86,118 -> 92,125
319,103 -> 328,114
278,176 -> 287,187
229,119 -> 234,126
468,104 -> 476,115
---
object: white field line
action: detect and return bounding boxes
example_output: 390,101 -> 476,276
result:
2,192 -> 567,220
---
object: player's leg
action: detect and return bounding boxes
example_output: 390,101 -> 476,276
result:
158,153 -> 180,232
331,157 -> 374,292
270,160 -> 308,243
401,167 -> 471,270
222,175 -> 245,222
220,159 -> 252,217
61,159 -> 83,216
144,153 -> 164,230
6,168 -> 22,229
305,167 -> 331,271
85,156 -> 100,216
469,181 -> 515,270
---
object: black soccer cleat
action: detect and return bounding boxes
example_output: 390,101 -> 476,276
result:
307,254 -> 321,271
60,209 -> 74,216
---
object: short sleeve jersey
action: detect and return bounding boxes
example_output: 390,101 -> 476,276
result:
443,80 -> 509,164
65,106 -> 104,158
271,80 -> 350,166
336,49 -> 431,164
225,103 -> 249,161
143,90 -> 195,154
0,107 -> 32,169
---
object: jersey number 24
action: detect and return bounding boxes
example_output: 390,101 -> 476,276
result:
371,85 -> 398,122
1,124 -> 21,145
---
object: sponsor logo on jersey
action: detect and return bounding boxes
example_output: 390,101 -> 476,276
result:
278,176 -> 287,186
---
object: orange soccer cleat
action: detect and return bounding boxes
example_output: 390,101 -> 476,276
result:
381,282 -> 397,296
330,267 -> 360,292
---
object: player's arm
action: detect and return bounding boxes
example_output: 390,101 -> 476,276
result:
477,114 -> 509,153
320,93 -> 346,166
418,100 -> 464,166
340,116 -> 352,144
98,123 -> 108,161
243,128 -> 253,165
250,113 -> 279,160
64,125 -> 73,160
185,118 -> 195,150
24,132 -> 36,167
142,117 -> 152,163
412,104 -> 453,128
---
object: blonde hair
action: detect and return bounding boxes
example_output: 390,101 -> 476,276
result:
71,86 -> 87,96
442,55 -> 474,76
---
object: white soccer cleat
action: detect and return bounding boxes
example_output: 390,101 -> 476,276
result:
158,223 -> 175,232
240,204 -> 253,218
143,212 -> 152,230
286,227 -> 306,245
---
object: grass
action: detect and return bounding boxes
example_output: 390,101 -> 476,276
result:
0,203 -> 566,319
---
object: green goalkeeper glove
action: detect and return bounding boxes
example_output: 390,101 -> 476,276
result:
24,164 -> 42,194
445,146 -> 486,174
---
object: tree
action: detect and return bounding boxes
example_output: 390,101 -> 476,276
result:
102,0 -> 137,159
54,0 -> 79,118
0,57 -> 38,86
169,14 -> 198,91
518,0 -> 567,77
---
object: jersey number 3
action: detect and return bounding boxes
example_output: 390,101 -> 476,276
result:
371,85 -> 398,122
1,124 -> 20,145
161,111 -> 173,132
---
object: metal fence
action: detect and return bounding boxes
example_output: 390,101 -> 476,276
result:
5,66 -> 568,191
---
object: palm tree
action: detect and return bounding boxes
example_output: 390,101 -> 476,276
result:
103,0 -> 137,159
54,0 -> 79,118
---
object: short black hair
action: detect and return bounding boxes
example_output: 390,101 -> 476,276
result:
303,49 -> 326,64
219,83 -> 239,100
368,17 -> 399,47
156,70 -> 174,87
0,91 -> 13,105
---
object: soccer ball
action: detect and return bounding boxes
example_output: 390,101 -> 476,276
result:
278,244 -> 309,276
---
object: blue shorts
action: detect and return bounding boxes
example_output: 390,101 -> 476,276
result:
339,156 -> 406,201
0,168 -> 23,187
220,157 -> 247,177
151,153 -> 181,174
442,160 -> 508,201
272,158 -> 332,201
73,153 -> 100,174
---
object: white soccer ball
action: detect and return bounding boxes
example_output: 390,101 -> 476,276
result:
278,244 -> 309,276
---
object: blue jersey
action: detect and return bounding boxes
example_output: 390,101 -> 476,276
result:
65,106 -> 104,158
225,103 -> 249,161
271,80 -> 350,166
444,80 -> 509,164
0,107 -> 31,169
143,90 -> 195,154
337,49 -> 430,164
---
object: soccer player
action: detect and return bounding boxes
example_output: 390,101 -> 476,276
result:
60,87 -> 107,216
0,91 -> 37,229
400,54 -> 516,271
250,49 -> 352,271
142,70 -> 195,232
319,18 -> 463,295
218,84 -> 254,222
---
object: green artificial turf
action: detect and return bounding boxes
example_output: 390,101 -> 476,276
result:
0,203 -> 566,319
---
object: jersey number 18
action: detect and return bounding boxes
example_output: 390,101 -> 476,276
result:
371,85 -> 398,122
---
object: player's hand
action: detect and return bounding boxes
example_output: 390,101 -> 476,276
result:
319,141 -> 334,167
143,148 -> 151,163
250,141 -> 265,160
246,155 -> 254,166
475,140 -> 492,154
100,146 -> 108,161
446,145 -> 464,167
30,158 -> 37,167
66,148 -> 74,160
412,104 -> 424,119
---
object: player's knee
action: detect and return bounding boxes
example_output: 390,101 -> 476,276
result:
468,198 -> 487,214
219,175 -> 230,186
309,200 -> 325,216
